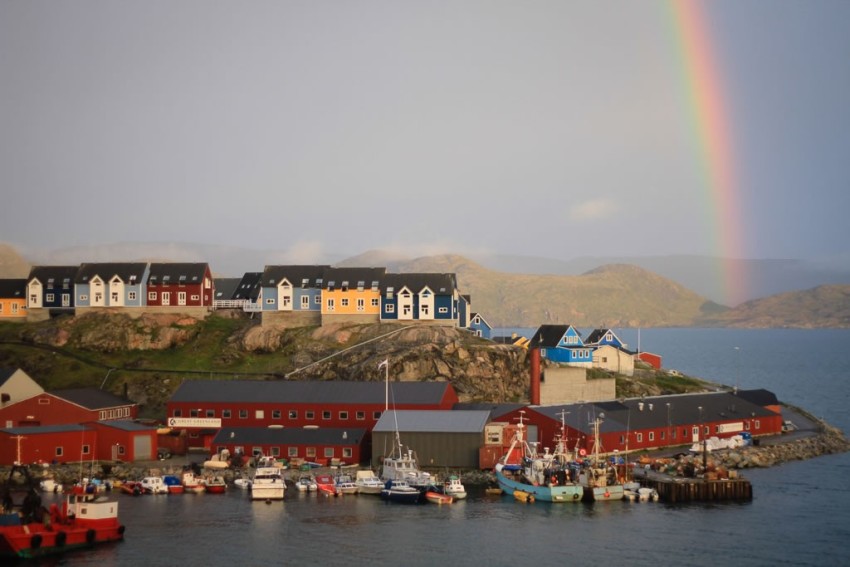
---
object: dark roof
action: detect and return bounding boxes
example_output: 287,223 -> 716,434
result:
733,389 -> 779,407
453,402 -> 525,421
212,427 -> 366,446
584,329 -> 608,344
529,324 -> 577,348
1,424 -> 91,435
49,388 -> 133,410
0,279 -> 27,298
170,380 -> 451,405
372,410 -> 490,433
213,278 -> 241,300
27,266 -> 79,286
147,263 -> 209,284
232,272 -> 263,301
0,367 -> 21,387
260,265 -> 331,288
380,273 -> 457,294
322,267 -> 386,291
75,263 -> 148,284
531,390 -> 779,435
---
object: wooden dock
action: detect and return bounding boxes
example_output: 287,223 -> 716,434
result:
637,475 -> 752,503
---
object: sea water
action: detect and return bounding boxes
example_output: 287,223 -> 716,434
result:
23,329 -> 850,567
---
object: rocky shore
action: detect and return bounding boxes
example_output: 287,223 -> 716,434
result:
5,419 -> 847,491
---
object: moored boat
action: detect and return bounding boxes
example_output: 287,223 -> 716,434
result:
0,466 -> 125,560
425,488 -> 453,505
380,479 -> 421,504
334,473 -> 358,495
577,415 -> 625,502
353,470 -> 383,495
162,475 -> 184,494
295,474 -> 318,493
181,472 -> 205,494
250,455 -> 285,501
315,474 -> 338,497
443,475 -> 467,500
140,477 -> 167,495
203,475 -> 226,494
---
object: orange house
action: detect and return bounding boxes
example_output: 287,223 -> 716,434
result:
320,267 -> 386,322
0,279 -> 28,320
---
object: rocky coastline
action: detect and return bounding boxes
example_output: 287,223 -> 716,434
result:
6,418 -> 848,491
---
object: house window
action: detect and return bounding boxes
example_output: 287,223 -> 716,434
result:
222,410 -> 231,419
191,294 -> 199,301
356,411 -> 365,421
322,411 -> 331,420
438,307 -> 448,313
744,421 -> 750,431
79,294 -> 88,302
636,433 -> 643,443
266,298 -> 275,304
46,293 -> 55,302
339,411 -> 348,420
128,291 -> 137,301
340,298 -> 349,307
178,292 -> 187,305
371,298 -> 379,307
420,305 -> 429,316
661,431 -> 666,440
118,445 -> 125,455
373,411 -> 382,420
385,305 -> 395,313
289,410 -> 298,419
206,410 -> 215,418
619,435 -> 625,445
55,447 -> 64,457
272,410 -> 281,419
82,444 -> 90,455
306,447 -> 316,457
38,398 -> 50,405
306,411 -> 315,420
173,409 -> 182,417
324,448 -> 334,458
255,410 -> 265,419
357,298 -> 365,311
288,447 -> 298,457
649,432 -> 655,442
239,410 -> 248,419
343,448 -> 352,458
301,296 -> 309,308
314,295 -> 320,304
149,292 -> 157,301
270,447 -> 281,457
755,420 -> 761,430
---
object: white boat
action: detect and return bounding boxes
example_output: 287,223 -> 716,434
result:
233,477 -> 252,490
354,470 -> 383,495
443,475 -> 467,500
140,476 -> 168,495
334,473 -> 358,495
182,471 -> 205,494
250,455 -> 285,501
295,474 -> 318,492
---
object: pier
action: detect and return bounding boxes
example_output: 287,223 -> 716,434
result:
637,474 -> 752,502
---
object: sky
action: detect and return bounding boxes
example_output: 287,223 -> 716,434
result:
2,1 -> 850,269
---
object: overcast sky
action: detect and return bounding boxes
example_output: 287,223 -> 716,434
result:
2,1 -> 849,265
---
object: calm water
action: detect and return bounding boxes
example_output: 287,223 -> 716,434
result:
23,329 -> 850,567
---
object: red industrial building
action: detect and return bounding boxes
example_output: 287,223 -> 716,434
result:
166,380 -> 459,452
0,388 -> 137,428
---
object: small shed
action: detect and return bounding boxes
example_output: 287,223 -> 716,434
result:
371,410 -> 491,470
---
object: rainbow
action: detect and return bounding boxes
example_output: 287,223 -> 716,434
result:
667,0 -> 748,306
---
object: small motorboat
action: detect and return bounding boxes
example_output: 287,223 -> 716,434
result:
295,474 -> 318,492
354,470 -> 383,495
443,475 -> 467,500
140,477 -> 168,495
163,475 -> 184,494
335,473 -> 358,495
203,476 -> 226,494
425,488 -> 453,505
315,474 -> 338,497
380,479 -> 421,504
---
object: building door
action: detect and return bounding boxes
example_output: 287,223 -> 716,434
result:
162,292 -> 170,306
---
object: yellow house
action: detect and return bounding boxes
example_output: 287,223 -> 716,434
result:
320,267 -> 386,323
0,279 -> 28,320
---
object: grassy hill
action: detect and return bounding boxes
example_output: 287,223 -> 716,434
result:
697,285 -> 850,328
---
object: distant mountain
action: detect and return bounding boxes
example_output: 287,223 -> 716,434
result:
0,243 -> 30,278
696,285 -> 850,328
394,255 -> 719,328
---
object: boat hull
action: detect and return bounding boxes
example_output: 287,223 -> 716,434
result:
495,465 -> 583,503
425,491 -> 453,504
582,484 -> 625,502
250,484 -> 285,501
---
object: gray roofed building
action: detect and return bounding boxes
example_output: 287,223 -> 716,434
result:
75,262 -> 148,284
213,278 -> 241,301
380,272 -> 457,294
50,388 -> 133,411
260,265 -> 331,288
232,272 -> 263,301
322,267 -> 387,291
27,266 -> 79,286
0,279 -> 27,299
147,262 -> 210,284
373,410 -> 491,433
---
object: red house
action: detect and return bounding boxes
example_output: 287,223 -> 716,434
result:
166,380 -> 458,451
0,388 -> 137,428
636,351 -> 663,370
145,263 -> 213,308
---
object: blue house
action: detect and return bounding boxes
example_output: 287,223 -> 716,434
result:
259,265 -> 330,313
529,324 -> 593,367
585,328 -> 627,349
380,273 -> 458,325
468,312 -> 492,339
75,262 -> 149,308
26,266 -> 79,313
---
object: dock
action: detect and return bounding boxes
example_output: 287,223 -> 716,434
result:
636,471 -> 752,503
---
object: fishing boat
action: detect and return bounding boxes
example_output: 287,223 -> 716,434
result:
380,479 -> 421,504
0,466 -> 125,560
577,414 -> 624,502
249,455 -> 285,501
353,470 -> 383,495
443,475 -> 467,500
493,412 -> 584,503
315,474 -> 338,497
140,477 -> 167,495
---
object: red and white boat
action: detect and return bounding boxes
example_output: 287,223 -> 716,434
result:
181,472 -> 205,494
203,475 -> 226,494
0,466 -> 125,560
314,474 -> 338,497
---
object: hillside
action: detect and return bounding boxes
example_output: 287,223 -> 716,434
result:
396,255 -> 721,327
697,285 -> 850,328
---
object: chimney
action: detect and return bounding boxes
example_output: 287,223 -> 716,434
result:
530,347 -> 541,405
